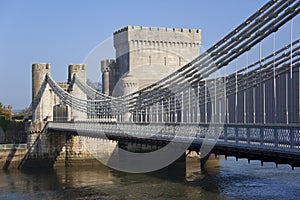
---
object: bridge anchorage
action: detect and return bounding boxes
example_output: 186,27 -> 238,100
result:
21,0 -> 300,173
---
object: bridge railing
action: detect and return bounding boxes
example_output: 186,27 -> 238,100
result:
222,123 -> 300,151
46,121 -> 300,152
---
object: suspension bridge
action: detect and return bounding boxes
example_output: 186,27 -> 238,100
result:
24,0 -> 300,170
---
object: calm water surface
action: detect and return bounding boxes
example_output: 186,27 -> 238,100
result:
0,158 -> 300,200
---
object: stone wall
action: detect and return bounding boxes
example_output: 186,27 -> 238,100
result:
114,26 -> 201,72
22,132 -> 117,169
102,25 -> 202,96
0,145 -> 27,170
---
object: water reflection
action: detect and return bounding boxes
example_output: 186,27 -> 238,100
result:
0,158 -> 299,200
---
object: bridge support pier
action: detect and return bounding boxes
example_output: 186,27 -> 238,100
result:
200,153 -> 220,174
186,151 -> 220,180
186,150 -> 201,181
21,132 -> 118,169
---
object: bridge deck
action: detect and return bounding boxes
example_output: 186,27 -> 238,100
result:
46,121 -> 300,168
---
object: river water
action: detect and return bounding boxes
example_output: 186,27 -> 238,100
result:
0,158 -> 300,200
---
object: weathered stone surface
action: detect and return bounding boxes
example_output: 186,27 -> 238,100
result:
68,64 -> 87,120
32,63 -> 52,125
22,132 -> 118,169
103,25 -> 202,96
0,148 -> 27,170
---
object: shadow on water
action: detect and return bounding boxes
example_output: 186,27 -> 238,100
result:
102,158 -> 224,200
1,160 -> 223,199
0,158 -> 300,200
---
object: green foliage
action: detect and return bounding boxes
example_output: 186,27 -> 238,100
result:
12,107 -> 31,121
0,116 -> 26,143
0,101 -> 11,119
0,102 -> 27,143
0,116 -> 10,132
12,113 -> 25,121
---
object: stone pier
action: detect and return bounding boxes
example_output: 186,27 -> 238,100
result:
20,131 -> 118,169
186,151 -> 220,180
0,145 -> 27,170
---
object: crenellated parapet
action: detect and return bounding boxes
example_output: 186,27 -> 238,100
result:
114,26 -> 201,43
101,59 -> 115,73
68,64 -> 86,84
114,25 -> 201,48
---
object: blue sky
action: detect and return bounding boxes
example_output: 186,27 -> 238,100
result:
0,0 -> 275,110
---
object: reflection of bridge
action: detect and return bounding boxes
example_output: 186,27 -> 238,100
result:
26,0 -> 300,170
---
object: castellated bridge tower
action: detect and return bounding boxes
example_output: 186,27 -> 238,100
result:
31,63 -> 87,128
68,64 -> 87,120
32,63 -> 52,129
29,63 -> 87,148
102,25 -> 202,96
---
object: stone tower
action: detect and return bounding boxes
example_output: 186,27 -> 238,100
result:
102,25 -> 202,95
101,59 -> 119,96
68,64 -> 87,120
118,74 -> 139,121
32,63 -> 52,127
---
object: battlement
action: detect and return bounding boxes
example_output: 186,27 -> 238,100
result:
101,59 -> 115,73
68,64 -> 85,71
114,25 -> 202,47
114,25 -> 201,35
32,63 -> 51,71
68,64 -> 86,83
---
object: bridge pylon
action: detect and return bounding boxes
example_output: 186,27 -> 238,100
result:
31,63 -> 52,130
68,64 -> 87,120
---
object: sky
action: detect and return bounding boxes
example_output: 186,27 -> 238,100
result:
0,0 -> 277,110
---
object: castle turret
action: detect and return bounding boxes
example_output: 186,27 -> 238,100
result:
32,63 -> 51,103
112,73 -> 139,122
68,64 -> 87,120
32,63 -> 52,125
68,64 -> 86,84
29,63 -> 52,147
119,74 -> 139,96
101,59 -> 116,96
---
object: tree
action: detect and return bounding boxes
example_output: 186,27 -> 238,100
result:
12,107 -> 31,121
0,102 -> 11,120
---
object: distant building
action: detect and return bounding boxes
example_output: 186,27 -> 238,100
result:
0,105 -> 12,120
